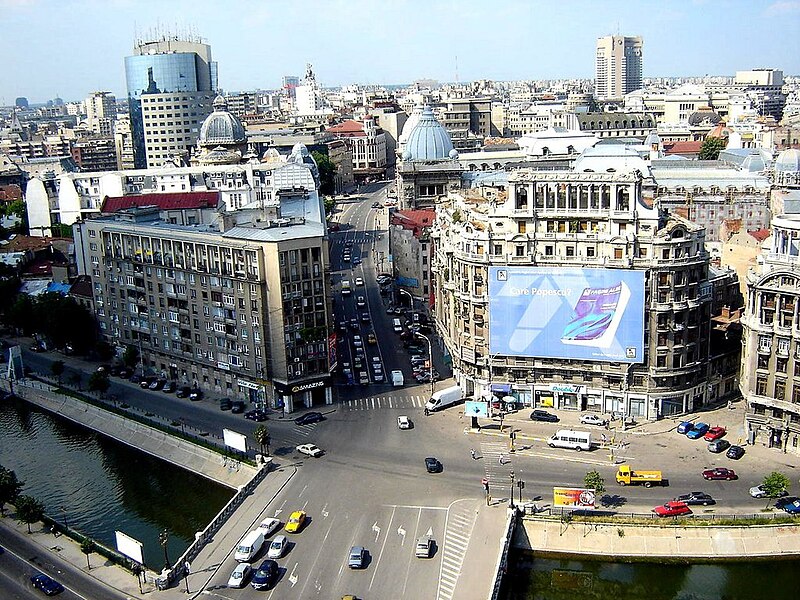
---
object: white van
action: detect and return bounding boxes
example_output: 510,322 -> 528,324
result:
425,385 -> 462,412
547,430 -> 592,452
234,529 -> 265,562
392,318 -> 403,333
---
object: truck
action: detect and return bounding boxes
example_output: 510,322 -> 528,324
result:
391,370 -> 404,386
424,385 -> 462,412
341,280 -> 352,296
615,465 -> 663,488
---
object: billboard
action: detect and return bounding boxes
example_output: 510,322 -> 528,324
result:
464,400 -> 490,418
115,530 -> 144,564
553,487 -> 596,509
222,429 -> 247,453
488,267 -> 644,363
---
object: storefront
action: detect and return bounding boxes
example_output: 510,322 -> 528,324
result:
273,376 -> 332,414
237,378 -> 265,407
551,384 -> 585,410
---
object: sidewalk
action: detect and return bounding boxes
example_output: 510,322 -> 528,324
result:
453,502 -> 511,600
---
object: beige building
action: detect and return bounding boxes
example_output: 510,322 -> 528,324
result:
595,36 -> 643,100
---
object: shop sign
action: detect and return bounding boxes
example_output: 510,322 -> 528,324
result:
238,380 -> 261,391
549,383 -> 584,394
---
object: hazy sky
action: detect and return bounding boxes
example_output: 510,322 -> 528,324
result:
1,0 -> 799,104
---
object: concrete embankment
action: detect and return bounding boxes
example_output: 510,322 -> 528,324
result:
3,379 -> 256,489
514,516 -> 800,560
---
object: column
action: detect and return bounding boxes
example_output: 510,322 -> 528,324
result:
304,390 -> 312,408
325,386 -> 333,405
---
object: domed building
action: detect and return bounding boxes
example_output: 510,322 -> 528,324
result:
191,95 -> 248,165
395,106 -> 462,209
774,148 -> 800,186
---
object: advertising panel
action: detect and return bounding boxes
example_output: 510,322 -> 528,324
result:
222,429 -> 247,453
464,400 -> 490,418
115,530 -> 144,564
553,487 -> 596,509
488,267 -> 645,363
328,333 -> 338,372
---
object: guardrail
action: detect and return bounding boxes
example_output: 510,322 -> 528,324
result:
489,507 -> 518,600
525,506 -> 800,523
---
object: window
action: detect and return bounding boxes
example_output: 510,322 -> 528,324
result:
756,376 -> 768,396
517,221 -> 526,234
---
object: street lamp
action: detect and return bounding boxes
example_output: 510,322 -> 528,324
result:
414,331 -> 434,395
158,529 -> 170,571
399,288 -> 413,310
509,471 -> 516,509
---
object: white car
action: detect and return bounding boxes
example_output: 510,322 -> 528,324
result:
357,295 -> 366,308
355,277 -> 364,286
257,518 -> 281,537
353,335 -> 363,348
228,562 -> 251,588
297,443 -> 324,457
579,414 -> 608,426
267,534 -> 288,559
397,416 -> 412,430
749,484 -> 787,499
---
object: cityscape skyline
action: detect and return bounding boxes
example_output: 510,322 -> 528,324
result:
2,0 -> 799,104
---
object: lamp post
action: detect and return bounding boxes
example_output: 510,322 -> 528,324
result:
509,471 -> 516,509
414,331 -> 434,395
399,288 -> 413,310
158,529 -> 170,571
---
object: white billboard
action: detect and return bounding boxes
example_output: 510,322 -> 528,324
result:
115,530 -> 144,564
223,428 -> 248,453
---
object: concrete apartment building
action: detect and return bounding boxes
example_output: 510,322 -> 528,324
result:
595,35 -> 644,100
84,91 -> 117,136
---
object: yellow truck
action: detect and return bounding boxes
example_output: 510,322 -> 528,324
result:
615,465 -> 663,488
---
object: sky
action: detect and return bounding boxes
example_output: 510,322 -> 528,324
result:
1,0 -> 799,104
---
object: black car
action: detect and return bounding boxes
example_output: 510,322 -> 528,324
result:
425,457 -> 442,473
251,559 -> 279,590
244,409 -> 269,422
162,381 -> 176,393
30,573 -> 64,596
188,388 -> 202,401
219,398 -> 232,411
295,412 -> 324,426
674,492 -> 716,506
176,386 -> 191,398
231,400 -> 245,414
530,409 -> 559,423
139,376 -> 155,389
726,445 -> 745,460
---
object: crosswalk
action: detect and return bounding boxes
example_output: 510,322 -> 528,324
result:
438,501 -> 478,600
342,394 -> 428,412
331,236 -> 372,246
479,440 -> 515,502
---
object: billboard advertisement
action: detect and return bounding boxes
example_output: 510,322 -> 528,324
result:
115,530 -> 144,564
553,487 -> 596,509
464,400 -> 490,418
222,429 -> 247,453
488,267 -> 645,363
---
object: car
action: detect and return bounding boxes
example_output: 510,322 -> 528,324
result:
117,367 -> 133,378
231,400 -> 246,414
176,386 -> 191,398
676,421 -> 694,434
530,409 -> 559,423
674,492 -> 716,506
367,332 -> 377,345
328,222 -> 340,232
750,484 -> 788,499
349,318 -> 360,330
267,534 -> 288,558
372,372 -> 385,382
355,277 -> 364,286
139,376 -> 155,389
348,545 -> 366,568
371,201 -> 381,208
704,426 -> 727,441
149,378 -> 166,391
415,535 -> 433,558
726,445 -> 746,460
30,573 -> 64,596
160,381 -> 176,393
774,496 -> 800,510
251,559 -> 279,590
686,422 -> 710,439
219,398 -> 232,411
297,443 -> 324,457
702,467 -> 737,481
397,416 -> 412,430
376,275 -> 392,285
354,356 -> 364,370
425,457 -> 442,473
244,409 -> 269,422
707,439 -> 731,453
353,335 -> 363,348
227,562 -> 252,588
357,295 -> 366,308
361,312 -> 371,323
781,500 -> 800,514
579,414 -> 608,426
188,388 -> 202,401
285,510 -> 306,533
653,501 -> 692,517
338,321 -> 347,332
257,518 -> 281,536
353,257 -> 361,265
294,412 -> 324,426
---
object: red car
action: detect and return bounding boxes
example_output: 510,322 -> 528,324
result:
702,467 -> 737,481
703,426 -> 726,441
653,501 -> 692,517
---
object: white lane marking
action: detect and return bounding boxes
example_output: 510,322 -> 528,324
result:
397,525 -> 406,544
369,506 -> 396,590
298,484 -> 308,497
288,562 -> 299,586
372,521 -> 381,542
321,503 -> 329,519
383,504 -> 449,511
402,507 -> 424,598
426,526 -> 434,536
389,397 -> 393,409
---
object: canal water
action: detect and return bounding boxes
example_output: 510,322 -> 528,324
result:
0,397 -> 233,569
503,550 -> 800,600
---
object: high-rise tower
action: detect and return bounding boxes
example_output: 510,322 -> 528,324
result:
124,35 -> 218,168
595,35 -> 643,100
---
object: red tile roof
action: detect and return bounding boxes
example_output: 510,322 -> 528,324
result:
101,191 -> 220,213
749,228 -> 771,242
663,141 -> 703,155
391,209 -> 435,229
327,120 -> 366,136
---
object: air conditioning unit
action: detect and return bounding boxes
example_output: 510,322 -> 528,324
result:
294,357 -> 301,363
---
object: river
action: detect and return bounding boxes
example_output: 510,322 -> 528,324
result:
0,397 -> 234,569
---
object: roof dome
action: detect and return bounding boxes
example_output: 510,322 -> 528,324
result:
775,149 -> 800,173
399,104 -> 423,144
199,95 -> 246,147
402,106 -> 455,161
688,108 -> 722,127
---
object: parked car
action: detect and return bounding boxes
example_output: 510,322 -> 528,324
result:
176,386 -> 191,398
188,388 -> 202,401
30,573 -> 64,596
707,439 -> 731,453
219,398 -> 232,411
231,400 -> 245,414
750,484 -> 788,499
781,500 -> 800,514
161,381 -> 176,393
677,421 -> 694,434
148,378 -> 166,391
653,501 -> 692,517
425,457 -> 442,473
296,443 -> 324,457
284,510 -> 306,533
244,409 -> 269,422
579,414 -> 608,426
674,492 -> 715,506
774,496 -> 800,511
726,445 -> 746,460
702,467 -> 737,481
686,422 -> 710,439
250,559 -> 279,590
348,545 -> 366,568
139,376 -> 156,389
227,562 -> 252,588
530,409 -> 559,423
703,426 -> 726,441
294,412 -> 324,426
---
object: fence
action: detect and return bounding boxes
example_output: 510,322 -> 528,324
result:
527,506 -> 800,523
490,507 -> 518,600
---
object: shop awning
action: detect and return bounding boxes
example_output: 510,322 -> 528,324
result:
491,383 -> 512,394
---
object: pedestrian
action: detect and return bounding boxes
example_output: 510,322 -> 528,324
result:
424,407 -> 429,417
727,400 -> 734,410
499,454 -> 506,465
470,448 -> 476,460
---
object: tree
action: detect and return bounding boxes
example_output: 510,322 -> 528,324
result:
311,150 -> 336,195
584,469 -> 606,506
253,425 -> 271,456
95,340 -> 114,361
15,494 -> 44,533
0,466 -> 24,516
51,360 -> 65,384
762,471 -> 791,508
699,136 -> 727,160
122,345 -> 139,369
80,538 -> 95,569
88,371 -> 110,396
68,372 -> 82,390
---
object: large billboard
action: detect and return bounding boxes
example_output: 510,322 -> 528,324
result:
488,267 -> 645,363
553,487 -> 596,509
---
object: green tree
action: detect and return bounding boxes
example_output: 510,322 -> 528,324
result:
80,538 -> 95,569
51,223 -> 74,238
311,150 -> 336,195
323,195 -> 336,216
51,360 -> 65,384
7,294 -> 35,335
699,136 -> 727,160
95,340 -> 114,361
15,494 -> 45,533
762,471 -> 791,508
33,293 -> 97,354
584,470 -> 606,506
253,425 -> 271,456
0,466 -> 24,516
88,371 -> 111,396
122,345 -> 140,369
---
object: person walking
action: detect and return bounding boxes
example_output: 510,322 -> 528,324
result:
470,448 -> 477,460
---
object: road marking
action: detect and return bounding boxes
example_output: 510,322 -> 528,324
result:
321,503 -> 329,519
389,397 -> 393,409
372,521 -> 381,542
369,506 -> 396,590
426,526 -> 434,536
288,562 -> 299,587
298,484 -> 307,497
397,525 -> 406,544
383,504 -> 449,511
